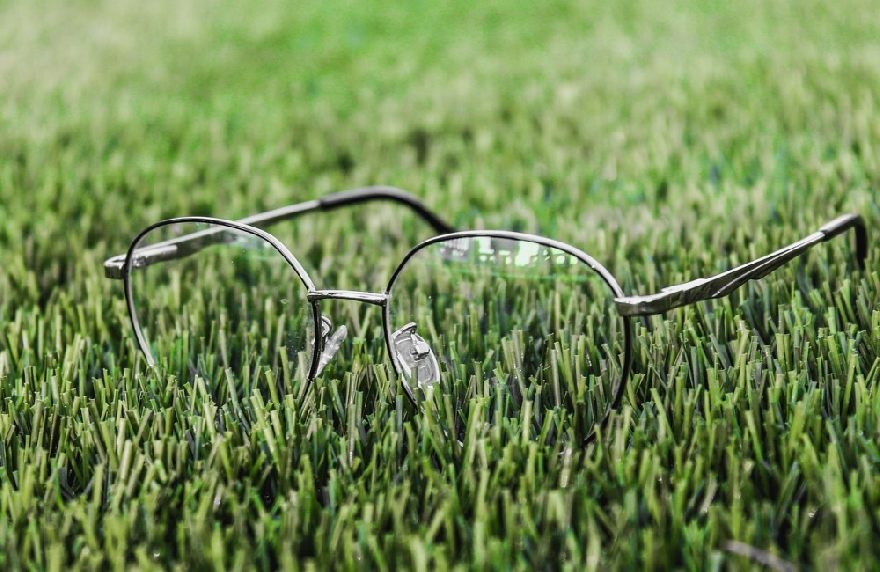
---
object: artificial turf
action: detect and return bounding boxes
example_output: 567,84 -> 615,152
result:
1,0 -> 879,568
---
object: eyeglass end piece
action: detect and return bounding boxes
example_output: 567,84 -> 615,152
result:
614,294 -> 665,317
104,256 -> 126,280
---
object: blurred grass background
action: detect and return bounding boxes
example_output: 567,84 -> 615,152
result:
1,0 -> 879,568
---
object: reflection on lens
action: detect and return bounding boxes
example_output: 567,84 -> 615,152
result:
127,222 -> 315,379
387,235 -> 626,437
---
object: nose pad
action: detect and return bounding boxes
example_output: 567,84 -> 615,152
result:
313,316 -> 347,376
390,322 -> 440,388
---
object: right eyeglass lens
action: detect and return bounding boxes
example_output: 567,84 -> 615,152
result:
387,235 -> 627,435
125,221 -> 316,378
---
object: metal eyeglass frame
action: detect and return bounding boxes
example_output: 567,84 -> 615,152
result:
105,186 -> 868,441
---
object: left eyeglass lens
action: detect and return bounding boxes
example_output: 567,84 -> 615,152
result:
125,222 -> 315,376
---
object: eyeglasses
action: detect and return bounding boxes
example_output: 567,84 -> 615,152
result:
105,186 -> 867,441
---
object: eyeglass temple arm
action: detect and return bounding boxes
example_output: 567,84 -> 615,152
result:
104,186 -> 456,279
614,213 -> 867,317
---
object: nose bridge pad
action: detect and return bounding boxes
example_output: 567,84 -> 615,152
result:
391,322 -> 440,388
314,316 -> 347,376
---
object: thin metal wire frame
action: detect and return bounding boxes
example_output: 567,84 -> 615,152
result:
120,217 -> 632,440
109,186 -> 868,442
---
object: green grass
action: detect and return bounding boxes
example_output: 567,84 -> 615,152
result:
1,0 -> 880,568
